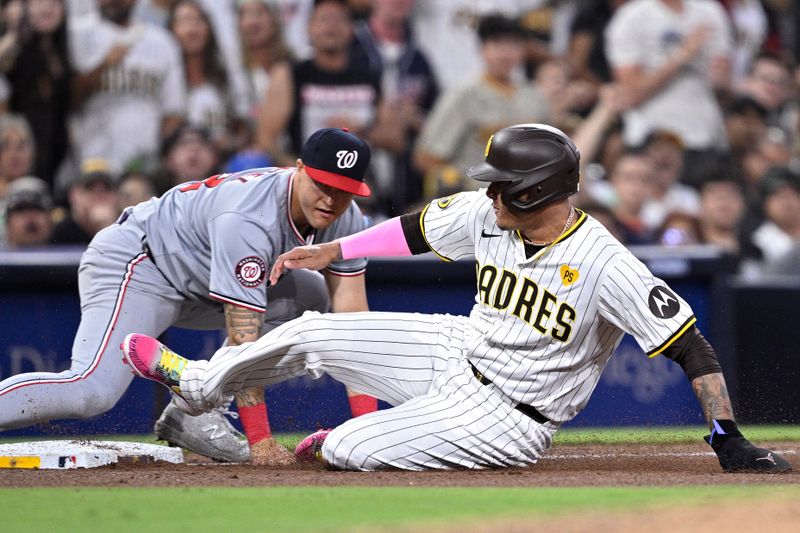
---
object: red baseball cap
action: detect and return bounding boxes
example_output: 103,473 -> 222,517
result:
300,128 -> 372,197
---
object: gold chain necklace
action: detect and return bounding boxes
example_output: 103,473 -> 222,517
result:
525,206 -> 576,247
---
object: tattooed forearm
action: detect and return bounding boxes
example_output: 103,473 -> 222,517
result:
691,372 -> 734,426
223,305 -> 266,408
224,304 -> 264,346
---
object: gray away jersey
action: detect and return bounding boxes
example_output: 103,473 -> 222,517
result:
420,192 -> 695,423
129,168 -> 367,312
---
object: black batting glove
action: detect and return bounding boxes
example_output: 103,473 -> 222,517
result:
704,419 -> 792,473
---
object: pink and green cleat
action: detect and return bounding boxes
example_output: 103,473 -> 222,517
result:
121,333 -> 202,415
294,429 -> 332,464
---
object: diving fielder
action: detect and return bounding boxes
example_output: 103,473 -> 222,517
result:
0,128 -> 376,464
123,124 -> 791,472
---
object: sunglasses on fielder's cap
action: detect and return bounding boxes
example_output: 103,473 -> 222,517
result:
300,128 -> 372,197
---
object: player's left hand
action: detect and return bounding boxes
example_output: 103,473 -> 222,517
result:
269,242 -> 341,285
704,419 -> 792,473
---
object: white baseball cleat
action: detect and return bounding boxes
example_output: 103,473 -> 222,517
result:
155,399 -> 250,463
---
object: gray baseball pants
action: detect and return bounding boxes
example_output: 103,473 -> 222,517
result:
0,222 -> 328,431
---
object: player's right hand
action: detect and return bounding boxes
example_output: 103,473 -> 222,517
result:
269,242 -> 342,285
704,419 -> 792,473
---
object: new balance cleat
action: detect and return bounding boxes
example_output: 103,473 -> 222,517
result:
294,429 -> 332,464
121,333 -> 201,415
155,399 -> 250,463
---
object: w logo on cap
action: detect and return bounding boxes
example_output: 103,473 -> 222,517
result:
336,150 -> 358,169
301,128 -> 372,197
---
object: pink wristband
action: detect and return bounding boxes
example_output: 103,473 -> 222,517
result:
339,217 -> 412,259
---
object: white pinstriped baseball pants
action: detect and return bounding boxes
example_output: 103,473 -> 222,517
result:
180,311 -> 557,471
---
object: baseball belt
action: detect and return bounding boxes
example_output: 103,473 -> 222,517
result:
470,363 -> 550,425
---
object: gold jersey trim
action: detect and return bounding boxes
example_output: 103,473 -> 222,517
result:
420,203 -> 453,263
647,316 -> 697,357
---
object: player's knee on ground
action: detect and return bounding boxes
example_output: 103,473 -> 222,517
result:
320,424 -> 357,470
320,418 -> 386,471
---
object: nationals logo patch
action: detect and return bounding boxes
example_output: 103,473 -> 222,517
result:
236,257 -> 266,288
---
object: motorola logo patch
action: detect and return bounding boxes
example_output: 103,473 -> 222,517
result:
648,286 -> 680,319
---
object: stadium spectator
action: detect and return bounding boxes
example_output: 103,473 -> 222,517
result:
757,126 -> 793,170
256,0 -> 382,166
51,158 -> 119,245
740,145 -> 772,190
720,0 -> 768,84
577,201 -> 625,242
570,83 -> 627,171
0,0 -> 71,184
747,166 -> 800,265
0,113 -> 34,200
533,58 -> 599,128
734,126 -> 795,207
567,0 -> 627,83
271,0 -> 364,60
237,0 -> 293,120
605,0 -> 733,187
134,0 -> 251,124
411,0 -> 523,91
2,175 -> 53,248
605,149 -> 656,245
270,0 -> 314,60
0,1 -> 24,76
222,148 -> 272,174
656,211 -> 702,246
724,95 -> 769,158
168,0 -> 239,148
350,0 -> 439,216
697,174 -> 746,257
68,0 -> 186,173
117,170 -> 156,211
414,13 -> 549,199
158,124 -> 219,189
639,130 -> 701,231
738,54 -> 796,138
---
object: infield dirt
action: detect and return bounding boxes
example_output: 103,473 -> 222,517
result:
2,441 -> 798,488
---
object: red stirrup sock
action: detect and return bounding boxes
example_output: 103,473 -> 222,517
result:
348,394 -> 378,418
238,403 -> 272,444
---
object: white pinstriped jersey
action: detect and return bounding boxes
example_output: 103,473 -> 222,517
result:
421,191 -> 696,423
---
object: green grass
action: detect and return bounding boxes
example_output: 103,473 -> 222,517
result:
3,485 -> 799,533
5,425 -> 799,447
551,425 -> 800,445
2,427 -> 798,531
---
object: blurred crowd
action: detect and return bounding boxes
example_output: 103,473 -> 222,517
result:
1,0 -> 800,275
